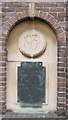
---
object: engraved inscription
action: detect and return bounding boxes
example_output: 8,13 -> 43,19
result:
24,34 -> 39,50
18,30 -> 47,58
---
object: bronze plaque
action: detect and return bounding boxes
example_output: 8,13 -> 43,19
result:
17,62 -> 46,107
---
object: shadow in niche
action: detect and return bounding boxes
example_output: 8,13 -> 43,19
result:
17,62 -> 46,108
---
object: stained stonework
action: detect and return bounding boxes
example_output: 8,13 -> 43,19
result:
0,1 -> 67,117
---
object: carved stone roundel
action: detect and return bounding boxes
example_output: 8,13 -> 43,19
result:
18,30 -> 47,58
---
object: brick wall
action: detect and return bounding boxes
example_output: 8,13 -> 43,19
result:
66,1 -> 68,111
0,2 -> 67,115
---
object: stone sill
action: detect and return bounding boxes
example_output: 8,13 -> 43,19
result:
2,111 -> 67,119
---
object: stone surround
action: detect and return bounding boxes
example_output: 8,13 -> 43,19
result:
0,1 -> 68,117
1,111 -> 66,119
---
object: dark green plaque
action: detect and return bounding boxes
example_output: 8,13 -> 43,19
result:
17,62 -> 46,107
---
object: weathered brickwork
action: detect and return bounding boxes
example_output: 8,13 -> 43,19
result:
66,1 -> 68,112
0,2 -> 67,115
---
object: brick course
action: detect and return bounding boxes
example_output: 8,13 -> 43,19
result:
0,1 -> 67,115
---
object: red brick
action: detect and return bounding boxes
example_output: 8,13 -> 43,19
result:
0,51 -> 7,55
0,41 -> 7,46
66,105 -> 68,110
15,7 -> 24,12
66,100 -> 68,104
0,68 -> 6,72
57,37 -> 64,42
2,33 -> 7,38
0,82 -> 6,86
49,12 -> 57,18
2,7 -> 15,12
66,68 -> 68,72
57,63 -> 64,69
57,16 -> 64,21
36,8 -> 49,12
36,3 -> 57,7
0,96 -> 6,101
0,76 -> 6,81
58,73 -> 66,77
0,102 -> 6,106
0,105 -> 6,113
0,57 -> 6,61
57,67 -> 64,72
58,47 -> 66,52
0,62 -> 6,67
66,94 -> 68,99
58,82 -> 66,87
57,103 -> 66,107
0,86 -> 6,91
58,57 -> 66,63
0,92 -> 6,96
50,7 -> 64,12
58,12 -> 66,17
58,98 -> 66,102
58,78 -> 66,82
65,32 -> 68,36
58,93 -> 66,97
56,3 -> 66,7
58,41 -> 66,46
66,82 -> 68,87
0,73 -> 6,76
58,88 -> 66,92
0,12 -> 6,18
13,3 -> 28,7
0,39 -> 4,44
58,51 -> 66,57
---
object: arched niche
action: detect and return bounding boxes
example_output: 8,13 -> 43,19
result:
7,18 -> 57,113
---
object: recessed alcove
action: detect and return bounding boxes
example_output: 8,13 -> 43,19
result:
7,18 -> 57,113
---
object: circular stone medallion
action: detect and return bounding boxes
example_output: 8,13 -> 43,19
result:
18,30 -> 47,58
